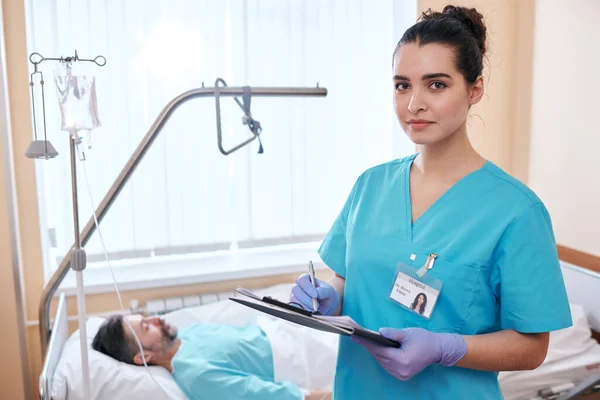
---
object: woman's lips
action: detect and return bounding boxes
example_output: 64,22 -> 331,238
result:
407,120 -> 434,130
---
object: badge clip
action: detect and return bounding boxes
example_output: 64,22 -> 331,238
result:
415,253 -> 438,278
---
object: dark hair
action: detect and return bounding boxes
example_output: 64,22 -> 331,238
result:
394,5 -> 487,84
411,292 -> 428,315
92,314 -> 137,365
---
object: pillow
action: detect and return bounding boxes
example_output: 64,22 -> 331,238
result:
51,316 -> 188,400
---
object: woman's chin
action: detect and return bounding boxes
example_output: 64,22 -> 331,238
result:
405,130 -> 450,147
408,136 -> 438,146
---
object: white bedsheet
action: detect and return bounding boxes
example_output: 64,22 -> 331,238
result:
499,303 -> 600,400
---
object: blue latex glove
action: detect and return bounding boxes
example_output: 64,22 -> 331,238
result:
290,274 -> 340,316
352,327 -> 467,381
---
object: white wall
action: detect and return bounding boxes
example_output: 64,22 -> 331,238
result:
528,0 -> 600,256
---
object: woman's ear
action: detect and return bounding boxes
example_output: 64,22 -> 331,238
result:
133,350 -> 153,366
468,77 -> 484,106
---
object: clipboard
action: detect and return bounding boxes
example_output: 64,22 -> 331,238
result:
229,288 -> 400,348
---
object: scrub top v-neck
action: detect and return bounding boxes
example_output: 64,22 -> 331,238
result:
318,154 -> 572,400
403,153 -> 491,243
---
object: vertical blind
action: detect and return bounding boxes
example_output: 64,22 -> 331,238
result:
26,0 -> 414,270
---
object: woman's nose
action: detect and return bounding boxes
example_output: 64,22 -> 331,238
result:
147,316 -> 162,325
408,91 -> 426,114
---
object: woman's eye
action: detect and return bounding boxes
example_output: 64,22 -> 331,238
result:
429,81 -> 446,90
395,82 -> 410,91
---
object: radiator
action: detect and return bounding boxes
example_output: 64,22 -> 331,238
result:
141,288 -> 255,315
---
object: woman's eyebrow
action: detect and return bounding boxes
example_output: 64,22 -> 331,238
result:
422,73 -> 452,80
393,73 -> 453,81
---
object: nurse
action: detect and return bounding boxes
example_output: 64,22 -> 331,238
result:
290,5 -> 572,400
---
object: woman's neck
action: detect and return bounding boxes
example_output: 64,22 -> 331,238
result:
415,124 -> 485,178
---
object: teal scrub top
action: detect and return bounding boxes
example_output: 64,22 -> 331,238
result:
319,154 -> 572,400
172,323 -> 302,400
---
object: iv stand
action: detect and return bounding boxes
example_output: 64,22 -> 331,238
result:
27,50 -> 106,400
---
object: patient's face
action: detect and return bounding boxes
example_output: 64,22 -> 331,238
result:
125,315 -> 179,355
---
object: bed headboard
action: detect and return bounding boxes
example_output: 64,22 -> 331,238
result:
558,245 -> 600,340
561,262 -> 600,332
39,293 -> 68,400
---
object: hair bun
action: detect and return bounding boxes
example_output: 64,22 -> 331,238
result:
422,5 -> 487,55
442,5 -> 486,54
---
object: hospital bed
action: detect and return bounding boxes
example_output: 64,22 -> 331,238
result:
40,264 -> 600,400
40,283 -> 336,400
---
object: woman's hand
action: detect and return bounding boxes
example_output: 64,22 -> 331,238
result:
290,274 -> 340,316
352,327 -> 467,381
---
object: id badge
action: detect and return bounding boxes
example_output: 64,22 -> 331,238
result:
389,256 -> 443,320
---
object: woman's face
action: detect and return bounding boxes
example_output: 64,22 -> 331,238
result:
416,294 -> 425,305
392,42 -> 483,146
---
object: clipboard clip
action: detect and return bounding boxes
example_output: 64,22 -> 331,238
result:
263,296 -> 319,316
232,287 -> 317,317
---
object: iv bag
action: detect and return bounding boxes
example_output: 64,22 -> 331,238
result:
54,63 -> 101,133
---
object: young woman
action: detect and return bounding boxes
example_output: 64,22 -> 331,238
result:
290,5 -> 572,400
411,293 -> 427,315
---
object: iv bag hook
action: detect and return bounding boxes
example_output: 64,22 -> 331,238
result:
29,50 -> 107,67
214,78 -> 264,155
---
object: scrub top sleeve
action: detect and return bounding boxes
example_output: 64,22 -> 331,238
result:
318,177 -> 361,278
493,203 -> 572,333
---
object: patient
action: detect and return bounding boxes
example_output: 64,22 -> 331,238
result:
92,314 -> 333,400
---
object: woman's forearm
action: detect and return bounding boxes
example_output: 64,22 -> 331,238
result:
455,330 -> 549,371
327,273 -> 346,316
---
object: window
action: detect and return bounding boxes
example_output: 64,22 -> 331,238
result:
27,0 -> 416,286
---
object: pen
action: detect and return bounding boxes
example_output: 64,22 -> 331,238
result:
308,261 -> 318,312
